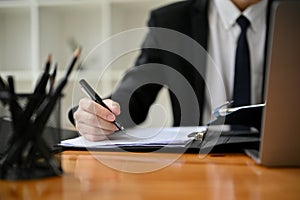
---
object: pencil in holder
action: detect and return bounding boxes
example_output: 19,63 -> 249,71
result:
0,93 -> 62,180
0,48 -> 80,180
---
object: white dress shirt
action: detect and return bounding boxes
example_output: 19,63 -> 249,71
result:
203,0 -> 268,124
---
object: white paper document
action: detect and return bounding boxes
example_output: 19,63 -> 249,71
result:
59,126 -> 207,148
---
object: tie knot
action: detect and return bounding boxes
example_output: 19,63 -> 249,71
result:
237,15 -> 250,32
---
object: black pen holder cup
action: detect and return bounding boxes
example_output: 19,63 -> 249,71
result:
0,93 -> 63,180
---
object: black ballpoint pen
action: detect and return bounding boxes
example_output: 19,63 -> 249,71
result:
79,79 -> 125,132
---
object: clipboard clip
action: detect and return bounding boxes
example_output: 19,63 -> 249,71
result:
213,100 -> 265,118
188,129 -> 207,141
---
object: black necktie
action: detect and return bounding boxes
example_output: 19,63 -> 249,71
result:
233,15 -> 251,107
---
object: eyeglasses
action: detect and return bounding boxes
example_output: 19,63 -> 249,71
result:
213,100 -> 265,118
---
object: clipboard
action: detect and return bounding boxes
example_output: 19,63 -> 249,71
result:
58,125 -> 260,153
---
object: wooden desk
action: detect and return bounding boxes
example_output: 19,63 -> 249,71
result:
1,151 -> 300,200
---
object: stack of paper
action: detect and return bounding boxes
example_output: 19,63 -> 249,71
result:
59,126 -> 207,149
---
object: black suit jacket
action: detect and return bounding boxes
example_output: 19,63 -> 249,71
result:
111,0 -> 209,127
70,0 -> 274,129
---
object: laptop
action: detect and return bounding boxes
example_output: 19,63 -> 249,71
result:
245,0 -> 300,167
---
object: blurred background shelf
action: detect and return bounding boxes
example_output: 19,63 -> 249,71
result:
0,0 -> 178,128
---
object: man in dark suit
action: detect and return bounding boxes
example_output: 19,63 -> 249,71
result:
71,0 -> 273,141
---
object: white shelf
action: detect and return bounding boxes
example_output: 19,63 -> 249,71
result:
38,0 -> 101,7
0,1 -> 30,8
39,3 -> 103,70
0,0 -> 178,71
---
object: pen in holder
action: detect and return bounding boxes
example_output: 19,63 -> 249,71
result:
0,48 -> 80,180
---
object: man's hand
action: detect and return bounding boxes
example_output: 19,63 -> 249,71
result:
74,98 -> 121,141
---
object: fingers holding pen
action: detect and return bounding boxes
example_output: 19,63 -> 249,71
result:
73,98 -> 121,140
102,99 -> 121,116
78,98 -> 119,121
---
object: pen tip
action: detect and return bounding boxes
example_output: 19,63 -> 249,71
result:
47,54 -> 52,62
74,47 -> 81,58
120,126 -> 126,132
45,54 -> 52,72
